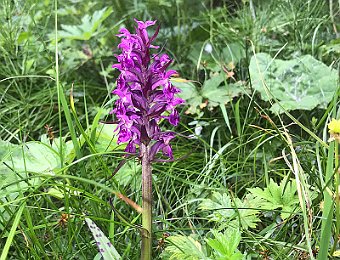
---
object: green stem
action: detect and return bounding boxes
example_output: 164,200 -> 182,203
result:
141,143 -> 152,260
331,142 -> 340,254
318,142 -> 335,260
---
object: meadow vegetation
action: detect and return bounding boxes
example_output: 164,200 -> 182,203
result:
0,0 -> 339,259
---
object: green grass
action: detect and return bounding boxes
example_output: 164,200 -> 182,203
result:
0,0 -> 339,259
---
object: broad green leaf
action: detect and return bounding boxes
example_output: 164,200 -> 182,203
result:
5,142 -> 60,174
40,135 -> 75,165
0,140 -> 41,229
0,139 -> 17,161
233,194 -> 261,229
94,123 -> 122,153
171,79 -> 199,101
172,75 -> 247,115
46,187 -> 64,199
17,31 -> 32,44
221,42 -> 246,65
206,229 -> 243,260
199,192 -> 261,230
201,73 -> 226,107
0,166 -> 21,200
199,192 -> 234,222
203,73 -> 225,91
249,53 -> 338,114
85,218 -> 121,260
0,140 -> 25,198
203,75 -> 250,109
58,7 -> 112,40
248,176 -> 300,219
171,79 -> 202,114
0,136 -> 74,204
161,235 -> 209,260
113,161 -> 141,191
46,186 -> 81,199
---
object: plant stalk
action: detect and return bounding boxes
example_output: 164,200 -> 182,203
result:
331,141 -> 340,254
141,143 -> 152,260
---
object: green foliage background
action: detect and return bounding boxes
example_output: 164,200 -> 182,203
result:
0,0 -> 339,259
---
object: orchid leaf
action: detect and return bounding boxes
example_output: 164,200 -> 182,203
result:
85,218 -> 121,260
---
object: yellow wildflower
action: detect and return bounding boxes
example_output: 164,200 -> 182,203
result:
328,118 -> 340,143
328,118 -> 340,134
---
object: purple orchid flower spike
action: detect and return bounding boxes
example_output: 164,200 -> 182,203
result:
111,19 -> 184,161
111,19 -> 184,259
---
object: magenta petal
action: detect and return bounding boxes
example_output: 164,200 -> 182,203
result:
112,64 -> 122,70
118,128 -> 131,143
134,19 -> 157,29
169,110 -> 179,126
125,141 -> 136,153
161,132 -> 176,144
162,144 -> 173,159
117,28 -> 131,37
165,70 -> 177,78
149,141 -> 163,160
148,103 -> 167,117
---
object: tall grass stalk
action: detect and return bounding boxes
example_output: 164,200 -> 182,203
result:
54,0 -> 82,162
284,131 -> 314,259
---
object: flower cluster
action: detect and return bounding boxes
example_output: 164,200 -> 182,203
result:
111,19 -> 184,160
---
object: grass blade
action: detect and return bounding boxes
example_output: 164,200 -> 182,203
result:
0,203 -> 25,260
318,141 -> 335,259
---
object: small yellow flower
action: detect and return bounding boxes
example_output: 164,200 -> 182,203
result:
328,118 -> 340,143
328,118 -> 340,134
